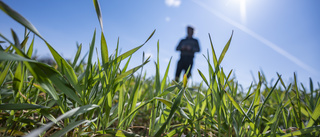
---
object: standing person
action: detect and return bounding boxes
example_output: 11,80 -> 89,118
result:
175,26 -> 200,81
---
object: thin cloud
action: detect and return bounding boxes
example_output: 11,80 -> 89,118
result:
165,17 -> 171,22
165,0 -> 181,7
191,0 -> 319,75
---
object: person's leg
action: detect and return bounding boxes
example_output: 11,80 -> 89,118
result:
183,57 -> 193,78
175,59 -> 183,81
186,60 -> 193,78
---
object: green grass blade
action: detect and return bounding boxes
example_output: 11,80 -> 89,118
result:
281,125 -> 320,137
0,1 -> 44,40
0,103 -> 48,110
256,77 -> 280,125
93,0 -> 103,31
26,36 -> 34,58
84,29 -> 96,90
116,30 -> 155,62
25,105 -> 98,137
0,61 -> 11,87
161,57 -> 172,92
208,33 -> 218,67
198,69 -> 210,88
101,32 -> 109,64
51,120 -> 90,137
224,90 -> 252,122
72,43 -> 82,68
0,50 -> 82,104
13,62 -> 23,94
154,86 -> 186,137
118,98 -> 156,127
45,41 -> 79,90
306,100 -> 320,127
217,30 -> 233,66
0,48 -> 60,101
115,58 -> 149,83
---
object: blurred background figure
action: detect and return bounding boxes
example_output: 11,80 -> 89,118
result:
175,26 -> 200,81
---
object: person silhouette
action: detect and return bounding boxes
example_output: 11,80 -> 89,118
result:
175,26 -> 200,81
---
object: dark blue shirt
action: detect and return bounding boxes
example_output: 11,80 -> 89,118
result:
176,37 -> 200,58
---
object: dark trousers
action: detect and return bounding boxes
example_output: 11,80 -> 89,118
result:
175,56 -> 194,80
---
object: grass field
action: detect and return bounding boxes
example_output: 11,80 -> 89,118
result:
0,1 -> 320,136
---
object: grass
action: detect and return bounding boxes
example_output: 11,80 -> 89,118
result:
1,0 -> 320,136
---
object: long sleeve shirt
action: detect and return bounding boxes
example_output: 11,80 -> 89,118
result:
176,37 -> 200,58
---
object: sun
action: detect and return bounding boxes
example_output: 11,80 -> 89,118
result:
227,0 -> 247,24
239,0 -> 247,24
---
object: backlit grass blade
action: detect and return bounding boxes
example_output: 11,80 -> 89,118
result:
293,73 -> 303,129
45,41 -> 79,91
161,56 -> 172,92
84,30 -> 96,90
101,32 -> 109,64
255,77 -> 280,128
115,58 -> 150,83
0,1 -> 44,40
51,120 -> 90,137
26,36 -> 34,58
306,100 -> 320,127
93,0 -> 103,31
13,62 -> 24,94
217,30 -> 233,66
224,90 -> 252,122
116,30 -> 155,62
198,69 -> 210,88
118,98 -> 156,127
0,103 -> 48,110
72,43 -> 82,68
0,50 -> 82,104
11,29 -> 21,49
0,61 -> 11,87
154,85 -> 186,137
0,48 -> 60,101
25,105 -> 98,137
281,125 -> 320,137
208,33 -> 218,67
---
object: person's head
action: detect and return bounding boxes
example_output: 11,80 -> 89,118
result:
187,26 -> 194,38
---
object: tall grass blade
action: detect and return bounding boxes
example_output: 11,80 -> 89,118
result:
154,84 -> 186,136
51,120 -> 90,137
224,90 -> 252,122
306,100 -> 320,127
255,77 -> 280,130
116,30 -> 155,62
161,57 -> 172,91
45,41 -> 79,90
217,30 -> 233,66
24,105 -> 98,137
26,36 -> 34,58
101,32 -> 109,64
93,0 -> 103,31
0,61 -> 11,87
0,50 -> 82,104
0,1 -> 44,40
281,125 -> 320,137
115,58 -> 149,83
208,33 -> 218,67
72,43 -> 82,68
84,30 -> 96,91
0,103 -> 48,110
118,98 -> 156,127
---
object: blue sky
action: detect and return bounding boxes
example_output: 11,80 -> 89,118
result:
1,0 -> 319,89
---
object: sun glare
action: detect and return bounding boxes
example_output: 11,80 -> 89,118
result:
226,0 -> 247,24
239,0 -> 247,24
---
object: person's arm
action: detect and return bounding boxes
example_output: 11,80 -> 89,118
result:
193,39 -> 200,52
